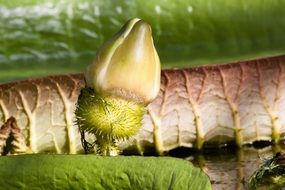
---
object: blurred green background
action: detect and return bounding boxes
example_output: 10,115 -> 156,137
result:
1,0 -> 285,83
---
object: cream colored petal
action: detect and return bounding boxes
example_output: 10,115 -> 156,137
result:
85,18 -> 161,104
85,18 -> 140,88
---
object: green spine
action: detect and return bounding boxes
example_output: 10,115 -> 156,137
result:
75,88 -> 145,155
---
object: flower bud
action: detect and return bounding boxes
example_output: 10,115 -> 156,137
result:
85,18 -> 161,104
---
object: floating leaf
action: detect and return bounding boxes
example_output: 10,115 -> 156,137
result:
0,155 -> 211,190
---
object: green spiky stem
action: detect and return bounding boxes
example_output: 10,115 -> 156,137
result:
75,88 -> 145,156
95,135 -> 118,156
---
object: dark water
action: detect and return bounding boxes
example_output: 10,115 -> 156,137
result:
168,145 -> 285,190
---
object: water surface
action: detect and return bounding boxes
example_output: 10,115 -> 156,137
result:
169,145 -> 284,190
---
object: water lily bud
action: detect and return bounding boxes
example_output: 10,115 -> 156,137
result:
85,18 -> 161,104
77,18 -> 161,156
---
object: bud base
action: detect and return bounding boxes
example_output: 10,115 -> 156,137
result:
75,88 -> 145,155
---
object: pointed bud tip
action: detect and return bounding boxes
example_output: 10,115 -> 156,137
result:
132,19 -> 152,34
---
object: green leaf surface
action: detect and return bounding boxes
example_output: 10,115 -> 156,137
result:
0,155 -> 211,190
1,0 -> 285,82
